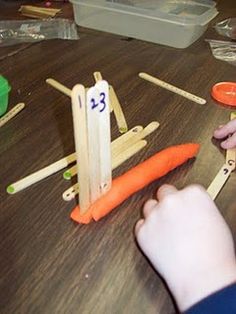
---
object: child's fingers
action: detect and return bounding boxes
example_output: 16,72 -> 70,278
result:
143,199 -> 158,218
213,119 -> 236,139
221,132 -> 236,149
157,184 -> 178,201
135,219 -> 144,235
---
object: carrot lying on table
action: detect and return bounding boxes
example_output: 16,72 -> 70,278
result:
71,143 -> 200,224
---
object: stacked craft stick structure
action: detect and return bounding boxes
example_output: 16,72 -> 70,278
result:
7,71 -> 233,223
7,73 -> 160,208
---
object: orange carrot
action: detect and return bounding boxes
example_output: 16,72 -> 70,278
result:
71,143 -> 200,224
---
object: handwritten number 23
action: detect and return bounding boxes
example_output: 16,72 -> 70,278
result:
91,92 -> 106,112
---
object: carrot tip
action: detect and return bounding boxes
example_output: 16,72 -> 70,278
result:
70,206 -> 93,224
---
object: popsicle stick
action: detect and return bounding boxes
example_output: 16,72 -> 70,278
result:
63,125 -> 143,180
86,86 -> 101,202
46,78 -> 72,97
62,140 -> 147,201
112,121 -> 159,157
19,5 -> 61,14
207,112 -> 236,199
64,121 -> 159,180
109,85 -> 128,133
0,103 -> 25,128
7,152 -> 76,194
71,84 -> 90,213
207,164 -> 234,200
139,72 -> 206,105
226,112 -> 236,170
94,80 -> 112,195
93,71 -> 103,82
93,72 -> 113,112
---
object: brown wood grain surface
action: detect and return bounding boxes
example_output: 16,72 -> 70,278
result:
0,1 -> 236,313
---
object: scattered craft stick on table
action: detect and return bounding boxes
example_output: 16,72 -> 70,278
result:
139,72 -> 206,105
7,152 -> 76,194
46,78 -> 72,97
0,103 -> 25,128
19,5 -> 61,19
207,112 -> 236,200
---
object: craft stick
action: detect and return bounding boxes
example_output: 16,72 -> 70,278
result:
0,103 -> 25,128
207,112 -> 236,199
139,72 -> 206,105
7,152 -> 76,194
226,112 -> 236,171
63,125 -> 143,180
109,85 -> 128,133
63,122 -> 159,180
93,80 -> 112,195
22,6 -> 61,14
71,84 -> 90,214
46,78 -> 72,97
207,164 -> 234,200
62,140 -> 147,201
86,86 -> 101,203
93,72 -> 103,82
110,125 -> 143,152
112,121 -> 159,157
93,72 -> 113,112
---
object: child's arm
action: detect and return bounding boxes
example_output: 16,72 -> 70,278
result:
213,119 -> 236,149
135,184 -> 236,312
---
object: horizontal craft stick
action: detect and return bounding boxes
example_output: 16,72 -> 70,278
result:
7,124 -> 145,194
70,143 -> 200,224
139,72 -> 206,105
64,121 -> 159,180
62,140 -> 148,201
7,152 -> 76,194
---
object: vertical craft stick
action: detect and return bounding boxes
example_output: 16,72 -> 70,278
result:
71,84 -> 91,213
226,112 -> 236,170
95,80 -> 112,195
93,71 -> 113,112
207,112 -> 236,200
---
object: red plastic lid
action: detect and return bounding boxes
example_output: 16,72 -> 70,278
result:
211,82 -> 236,106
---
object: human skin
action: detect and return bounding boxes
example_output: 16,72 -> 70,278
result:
135,184 -> 236,311
214,119 -> 236,149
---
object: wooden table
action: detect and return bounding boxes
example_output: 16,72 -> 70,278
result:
1,1 -> 236,313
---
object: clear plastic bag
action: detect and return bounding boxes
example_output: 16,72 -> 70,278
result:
0,19 -> 79,47
206,39 -> 236,66
214,18 -> 236,40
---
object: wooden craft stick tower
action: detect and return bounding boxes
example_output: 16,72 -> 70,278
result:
71,81 -> 111,214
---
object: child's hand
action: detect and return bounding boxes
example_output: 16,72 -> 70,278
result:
213,119 -> 236,149
135,184 -> 236,311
